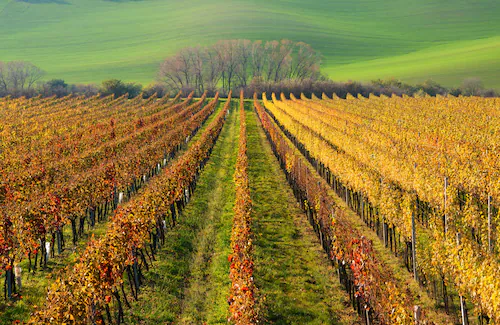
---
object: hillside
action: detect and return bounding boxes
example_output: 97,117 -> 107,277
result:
0,0 -> 498,88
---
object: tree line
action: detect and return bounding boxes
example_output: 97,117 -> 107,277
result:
0,61 -> 143,98
0,61 -> 45,96
158,39 -> 321,95
0,43 -> 498,98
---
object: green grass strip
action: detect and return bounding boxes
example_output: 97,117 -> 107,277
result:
128,100 -> 239,324
246,104 -> 359,325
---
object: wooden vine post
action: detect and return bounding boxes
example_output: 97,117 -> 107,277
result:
411,209 -> 418,282
456,233 -> 469,325
488,195 -> 492,253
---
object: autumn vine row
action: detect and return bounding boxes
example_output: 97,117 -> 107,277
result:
264,93 -> 500,322
29,92 -> 231,324
0,92 -> 221,300
228,91 -> 257,324
254,94 -> 420,324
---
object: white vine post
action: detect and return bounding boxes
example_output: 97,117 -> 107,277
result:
45,241 -> 51,261
414,305 -> 421,324
14,264 -> 22,290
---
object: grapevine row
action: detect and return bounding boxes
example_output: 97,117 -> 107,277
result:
254,95 -> 420,324
308,93 -> 499,253
2,92 -> 199,259
228,91 -> 257,324
1,93 -> 219,300
266,93 -> 500,322
29,93 -> 231,324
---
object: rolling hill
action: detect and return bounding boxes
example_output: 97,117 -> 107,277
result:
0,0 -> 498,88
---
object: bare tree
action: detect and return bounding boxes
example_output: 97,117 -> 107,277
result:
24,62 -> 45,91
0,61 -> 45,94
158,39 -> 322,95
177,48 -> 195,90
8,61 -> 44,92
288,42 -> 321,80
214,40 -> 239,92
158,57 -> 181,90
0,61 -> 8,92
158,54 -> 189,92
204,47 -> 224,94
225,40 -> 240,92
265,40 -> 293,82
187,47 -> 205,94
250,41 -> 266,79
264,40 -> 279,81
234,39 -> 252,88
461,77 -> 484,96
212,41 -> 228,92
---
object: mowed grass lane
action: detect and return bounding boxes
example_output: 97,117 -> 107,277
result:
247,103 -> 359,325
127,100 -> 359,324
129,100 -> 238,324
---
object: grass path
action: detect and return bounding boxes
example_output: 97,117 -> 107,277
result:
129,101 -> 239,324
246,104 -> 359,325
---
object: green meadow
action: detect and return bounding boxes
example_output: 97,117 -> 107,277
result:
1,0 -> 498,88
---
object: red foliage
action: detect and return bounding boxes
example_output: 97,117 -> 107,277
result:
228,91 -> 257,324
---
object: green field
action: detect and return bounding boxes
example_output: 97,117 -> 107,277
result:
1,0 -> 498,88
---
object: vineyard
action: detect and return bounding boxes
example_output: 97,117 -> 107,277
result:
0,92 -> 498,324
